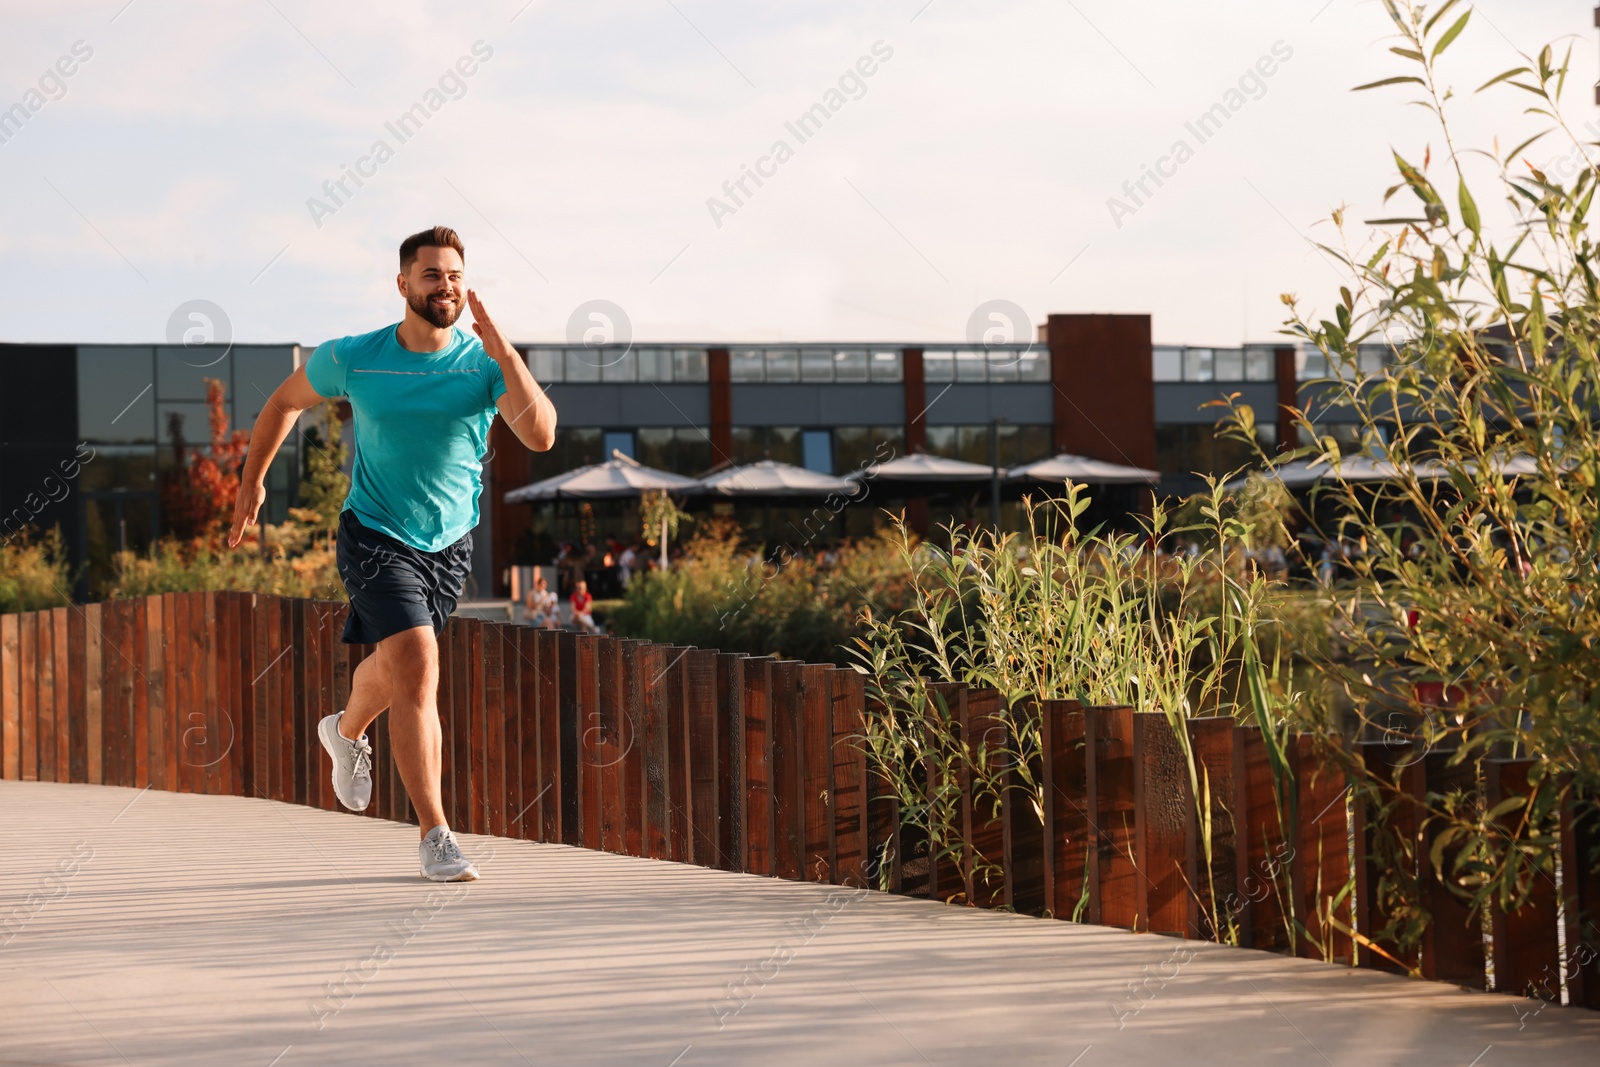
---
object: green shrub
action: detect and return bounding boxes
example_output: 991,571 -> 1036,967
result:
0,526 -> 76,613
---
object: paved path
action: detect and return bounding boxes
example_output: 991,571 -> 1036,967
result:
5,781 -> 1598,1066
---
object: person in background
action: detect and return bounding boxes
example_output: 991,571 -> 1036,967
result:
570,578 -> 598,633
523,572 -> 559,629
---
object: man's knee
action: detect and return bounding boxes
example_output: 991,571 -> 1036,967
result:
380,627 -> 438,698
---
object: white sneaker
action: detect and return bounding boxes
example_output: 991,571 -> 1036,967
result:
420,826 -> 479,882
317,711 -> 373,812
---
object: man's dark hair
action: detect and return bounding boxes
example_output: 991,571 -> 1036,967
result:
399,226 -> 465,271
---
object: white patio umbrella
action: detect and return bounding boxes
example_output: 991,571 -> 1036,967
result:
698,460 -> 858,498
853,452 -> 996,484
504,450 -> 700,502
1008,453 -> 1160,485
1230,454 -> 1454,490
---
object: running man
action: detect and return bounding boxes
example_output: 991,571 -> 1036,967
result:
226,225 -> 557,881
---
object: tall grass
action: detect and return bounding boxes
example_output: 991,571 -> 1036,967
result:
0,526 -> 76,613
850,485 -> 1314,939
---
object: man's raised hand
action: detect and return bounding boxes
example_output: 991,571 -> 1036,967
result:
467,289 -> 517,362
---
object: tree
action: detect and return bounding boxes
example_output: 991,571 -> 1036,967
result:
297,398 -> 350,543
159,378 -> 249,544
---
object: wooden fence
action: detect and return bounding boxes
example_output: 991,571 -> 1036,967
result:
1,591 -> 1596,1008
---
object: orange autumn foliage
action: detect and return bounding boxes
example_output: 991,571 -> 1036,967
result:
158,378 -> 250,545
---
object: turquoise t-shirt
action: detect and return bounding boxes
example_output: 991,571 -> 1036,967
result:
304,323 -> 507,553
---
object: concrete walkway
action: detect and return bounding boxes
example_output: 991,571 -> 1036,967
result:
4,781 -> 1598,1067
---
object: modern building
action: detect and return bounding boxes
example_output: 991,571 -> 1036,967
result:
0,313 -> 1366,602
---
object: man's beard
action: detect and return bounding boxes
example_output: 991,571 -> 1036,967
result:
408,289 -> 463,328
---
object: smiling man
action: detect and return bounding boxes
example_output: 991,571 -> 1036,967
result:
227,225 -> 556,881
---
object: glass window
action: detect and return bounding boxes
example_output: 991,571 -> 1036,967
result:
1016,350 -> 1051,382
674,348 -> 708,381
603,430 -> 634,459
78,347 -> 155,444
568,427 -> 604,467
1358,345 -> 1387,375
78,446 -> 158,492
731,426 -> 763,464
234,348 -> 294,426
529,348 -> 563,384
986,350 -> 1021,383
636,348 -> 670,382
926,425 -> 957,457
1298,348 -> 1328,381
954,350 -> 987,383
565,348 -> 602,383
674,427 -> 712,474
1152,346 -> 1182,382
1019,424 -> 1052,463
833,349 -> 868,382
872,425 -> 906,463
1183,348 -> 1214,382
957,425 -> 990,465
765,348 -> 799,382
870,350 -> 903,382
156,402 -> 213,449
636,427 -> 673,470
802,430 -> 833,473
767,426 -> 801,465
1154,424 -> 1184,473
800,348 -> 834,382
923,350 -> 954,382
731,349 -> 764,382
600,349 -> 634,383
156,345 -> 229,400
1245,347 -> 1274,381
833,426 -> 871,472
1214,349 -> 1244,381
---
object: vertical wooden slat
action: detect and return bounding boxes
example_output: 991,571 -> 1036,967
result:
769,660 -> 805,881
485,621 -> 509,838
741,656 -> 774,875
685,649 -> 721,868
137,596 -> 156,790
1,613 -> 18,780
924,682 -> 968,904
451,618 -> 475,832
621,640 -> 647,857
1234,724 -> 1291,952
665,646 -> 691,864
84,603 -> 102,785
1188,716 -> 1240,941
1007,699 -> 1046,916
573,633 -> 601,851
101,603 -> 130,788
18,613 -> 37,781
537,628 -> 563,844
640,642 -> 673,860
1419,749 -> 1484,987
513,629 -> 542,840
466,619 -> 489,835
1042,701 -> 1090,922
593,635 -> 626,854
200,592 -> 222,795
36,610 -> 56,783
1353,741 -> 1423,973
864,686 -> 901,895
717,653 -> 747,872
965,688 -> 1010,909
288,597 -> 308,805
275,596 -> 295,804
828,667 -> 867,888
1091,705 -> 1138,928
1487,760 -> 1560,999
1133,711 -> 1190,935
556,630 -> 581,847
1290,734 -> 1352,964
54,607 -> 74,783
798,662 -> 832,884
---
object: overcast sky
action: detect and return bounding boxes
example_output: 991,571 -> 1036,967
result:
1,0 -> 1594,350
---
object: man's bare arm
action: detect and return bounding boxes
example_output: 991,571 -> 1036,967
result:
468,289 -> 557,452
226,364 -> 327,548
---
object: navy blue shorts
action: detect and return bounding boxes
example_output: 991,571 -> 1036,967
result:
335,509 -> 472,645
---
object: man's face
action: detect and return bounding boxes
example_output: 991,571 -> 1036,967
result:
399,246 -> 465,328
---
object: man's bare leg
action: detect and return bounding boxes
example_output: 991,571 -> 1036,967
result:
340,653 -> 391,740
374,625 -> 448,839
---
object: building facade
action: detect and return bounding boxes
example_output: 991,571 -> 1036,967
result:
2,313 -> 1365,602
